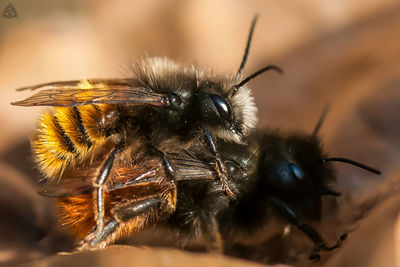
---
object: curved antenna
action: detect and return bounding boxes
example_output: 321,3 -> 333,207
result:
312,104 -> 330,137
322,157 -> 381,175
231,65 -> 283,97
237,15 -> 258,75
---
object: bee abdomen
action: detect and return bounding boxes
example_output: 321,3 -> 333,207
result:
55,107 -> 93,151
33,104 -> 118,179
33,112 -> 78,179
76,104 -> 120,145
57,194 -> 98,239
74,107 -> 92,146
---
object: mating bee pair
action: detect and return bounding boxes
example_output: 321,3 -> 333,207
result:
12,16 -> 380,261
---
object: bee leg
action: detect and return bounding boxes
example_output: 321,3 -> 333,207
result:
202,128 -> 235,197
112,197 -> 162,223
268,197 -> 346,260
78,196 -> 164,250
84,147 -> 119,249
149,145 -> 177,188
77,219 -> 119,250
160,151 -> 176,183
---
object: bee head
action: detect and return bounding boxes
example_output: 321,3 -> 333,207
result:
193,71 -> 261,144
210,138 -> 259,196
254,119 -> 380,220
197,81 -> 233,125
196,80 -> 249,142
255,132 -> 334,219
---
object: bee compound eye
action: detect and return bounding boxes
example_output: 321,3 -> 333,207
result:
288,163 -> 304,180
209,94 -> 232,122
168,93 -> 182,108
225,160 -> 241,177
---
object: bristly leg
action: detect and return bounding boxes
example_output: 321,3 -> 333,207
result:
202,128 -> 234,197
149,145 -> 177,198
79,219 -> 119,249
76,143 -> 178,249
77,196 -> 164,249
77,147 -> 119,250
268,196 -> 347,260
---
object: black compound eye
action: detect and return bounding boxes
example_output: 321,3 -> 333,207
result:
225,160 -> 241,178
209,94 -> 232,122
168,93 -> 182,108
288,162 -> 304,180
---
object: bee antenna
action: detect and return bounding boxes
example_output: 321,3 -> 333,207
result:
231,65 -> 283,97
312,103 -> 330,137
322,157 -> 381,175
237,15 -> 258,75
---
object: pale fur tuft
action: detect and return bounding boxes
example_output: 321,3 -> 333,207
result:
231,84 -> 258,137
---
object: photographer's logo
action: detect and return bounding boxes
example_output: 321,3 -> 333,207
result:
2,3 -> 17,19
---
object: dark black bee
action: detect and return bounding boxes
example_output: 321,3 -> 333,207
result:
12,17 -> 282,248
166,107 -> 381,262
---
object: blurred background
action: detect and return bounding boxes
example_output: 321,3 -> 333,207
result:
0,0 -> 399,266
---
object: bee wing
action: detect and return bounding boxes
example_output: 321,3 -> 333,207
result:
15,79 -> 133,92
107,165 -> 167,191
39,163 -> 166,197
169,151 -> 216,181
11,79 -> 170,107
38,177 -> 93,197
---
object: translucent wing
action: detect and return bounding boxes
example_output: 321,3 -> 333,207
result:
11,79 -> 170,107
15,79 -> 134,92
39,160 -> 167,197
38,177 -> 93,197
39,153 -> 216,197
169,151 -> 216,181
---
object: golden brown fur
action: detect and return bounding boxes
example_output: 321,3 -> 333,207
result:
33,104 -> 117,179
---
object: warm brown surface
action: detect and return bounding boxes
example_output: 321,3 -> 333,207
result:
21,245 -> 279,267
0,1 -> 399,266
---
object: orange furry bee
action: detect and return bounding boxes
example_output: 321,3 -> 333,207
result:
12,16 -> 282,249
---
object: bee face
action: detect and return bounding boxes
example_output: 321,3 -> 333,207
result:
221,144 -> 258,196
195,78 -> 257,142
252,133 -> 334,220
197,81 -> 233,126
205,80 -> 257,143
257,133 -> 334,192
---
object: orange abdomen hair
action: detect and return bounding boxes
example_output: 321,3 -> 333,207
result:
57,194 -> 98,239
57,185 -> 176,244
33,104 -> 118,179
57,193 -> 154,243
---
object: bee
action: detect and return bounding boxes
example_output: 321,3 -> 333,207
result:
44,107 -> 380,260
11,17 -> 282,248
164,107 -> 381,262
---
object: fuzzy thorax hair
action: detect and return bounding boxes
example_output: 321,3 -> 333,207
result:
130,57 -> 258,143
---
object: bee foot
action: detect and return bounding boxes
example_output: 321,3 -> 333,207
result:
75,230 -> 103,251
